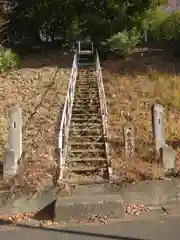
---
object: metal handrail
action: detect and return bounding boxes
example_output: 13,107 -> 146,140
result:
95,51 -> 112,179
58,52 -> 78,180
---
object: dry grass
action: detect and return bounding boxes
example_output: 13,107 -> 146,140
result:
103,49 -> 180,181
0,49 -> 71,192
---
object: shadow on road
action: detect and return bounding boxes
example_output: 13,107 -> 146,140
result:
16,223 -> 148,240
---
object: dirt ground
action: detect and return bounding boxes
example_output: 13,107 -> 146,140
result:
1,46 -> 180,190
103,49 -> 180,182
0,48 -> 72,191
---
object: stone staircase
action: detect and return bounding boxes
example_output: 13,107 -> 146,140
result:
66,53 -> 109,182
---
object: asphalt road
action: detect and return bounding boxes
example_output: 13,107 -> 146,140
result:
0,214 -> 180,240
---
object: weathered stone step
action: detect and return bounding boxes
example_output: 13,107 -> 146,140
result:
70,128 -> 102,136
74,98 -> 99,102
67,157 -> 107,163
74,95 -> 99,99
67,158 -> 108,168
76,83 -> 97,87
71,117 -> 102,123
74,97 -> 99,102
76,87 -> 97,91
76,86 -> 98,92
76,84 -> 97,87
71,122 -> 101,127
72,109 -> 99,114
74,91 -> 98,95
69,149 -> 105,158
69,141 -> 105,150
76,79 -> 97,87
69,166 -> 102,173
71,113 -> 101,118
77,75 -> 95,78
70,124 -> 103,131
0,181 -> 8,188
67,161 -> 107,169
75,92 -> 98,96
75,92 -> 99,96
78,63 -> 95,67
72,106 -> 100,111
69,135 -> 104,142
75,88 -> 98,93
74,97 -> 99,101
76,80 -> 96,84
74,101 -> 99,106
73,103 -> 100,107
78,61 -> 95,66
76,84 -> 97,88
73,103 -> 100,108
74,101 -> 99,105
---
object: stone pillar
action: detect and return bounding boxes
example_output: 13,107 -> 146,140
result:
3,106 -> 22,180
152,104 -> 165,156
123,124 -> 135,159
152,104 -> 176,171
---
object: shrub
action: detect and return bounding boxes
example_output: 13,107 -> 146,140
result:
107,28 -> 140,56
140,7 -> 180,43
140,7 -> 169,40
0,46 -> 19,72
160,11 -> 180,40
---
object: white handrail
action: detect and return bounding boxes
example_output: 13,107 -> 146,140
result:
58,52 -> 78,180
96,51 -> 112,179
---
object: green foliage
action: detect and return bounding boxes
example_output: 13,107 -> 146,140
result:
107,28 -> 140,56
139,6 -> 180,42
0,46 -> 19,72
160,11 -> 180,40
7,0 -> 155,45
140,7 -> 169,40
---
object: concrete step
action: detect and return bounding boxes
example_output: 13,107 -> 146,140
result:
55,194 -> 124,222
